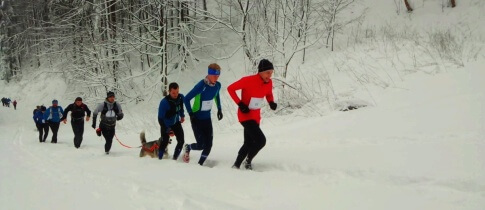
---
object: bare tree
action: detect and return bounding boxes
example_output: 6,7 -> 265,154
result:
404,0 -> 413,12
450,0 -> 456,8
319,0 -> 361,52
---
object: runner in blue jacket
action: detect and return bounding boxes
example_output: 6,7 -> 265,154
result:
158,82 -> 185,160
43,100 -> 64,143
33,106 -> 49,142
183,63 -> 223,165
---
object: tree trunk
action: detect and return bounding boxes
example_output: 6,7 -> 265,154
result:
202,0 -> 208,20
404,0 -> 413,12
160,4 -> 168,96
108,0 -> 118,84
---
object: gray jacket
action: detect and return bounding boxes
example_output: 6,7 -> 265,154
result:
93,100 -> 123,127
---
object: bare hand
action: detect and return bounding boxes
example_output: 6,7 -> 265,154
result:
181,117 -> 185,123
62,119 -> 67,124
86,116 -> 90,122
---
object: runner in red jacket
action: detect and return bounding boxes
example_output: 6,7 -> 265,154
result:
227,59 -> 278,170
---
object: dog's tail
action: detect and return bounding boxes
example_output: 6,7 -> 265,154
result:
140,130 -> 147,144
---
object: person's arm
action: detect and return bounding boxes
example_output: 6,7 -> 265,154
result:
215,83 -> 223,120
266,80 -> 277,110
60,104 -> 71,121
59,107 -> 64,120
33,112 -> 39,123
215,83 -> 222,111
179,94 -> 185,118
115,102 -> 123,120
183,81 -> 204,114
84,104 -> 91,121
227,77 -> 247,105
43,108 -> 50,121
92,103 -> 103,128
158,99 -> 170,129
85,104 -> 92,117
266,79 -> 275,103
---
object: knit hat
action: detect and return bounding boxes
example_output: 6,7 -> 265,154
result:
52,99 -> 58,104
258,59 -> 274,72
75,97 -> 82,102
107,91 -> 115,98
41,106 -> 47,111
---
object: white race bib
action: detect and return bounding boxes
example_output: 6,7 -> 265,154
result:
201,100 -> 213,111
248,97 -> 264,110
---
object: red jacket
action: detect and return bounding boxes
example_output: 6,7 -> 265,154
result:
227,74 -> 274,124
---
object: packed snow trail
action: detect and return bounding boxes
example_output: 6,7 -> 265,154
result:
1,64 -> 485,209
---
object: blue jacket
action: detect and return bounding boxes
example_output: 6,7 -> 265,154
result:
33,111 -> 45,124
158,94 -> 185,128
184,79 -> 221,120
44,106 -> 64,123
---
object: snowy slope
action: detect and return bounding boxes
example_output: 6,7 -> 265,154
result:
1,61 -> 484,210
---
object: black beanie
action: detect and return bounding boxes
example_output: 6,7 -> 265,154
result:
258,59 -> 274,72
107,91 -> 115,98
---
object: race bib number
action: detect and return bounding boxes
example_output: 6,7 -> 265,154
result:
201,100 -> 213,111
248,97 -> 264,110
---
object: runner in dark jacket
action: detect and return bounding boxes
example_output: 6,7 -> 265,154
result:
61,97 -> 91,148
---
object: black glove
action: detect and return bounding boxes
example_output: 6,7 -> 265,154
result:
238,102 -> 249,113
217,110 -> 223,121
92,123 -> 96,129
269,101 -> 277,110
116,114 -> 123,121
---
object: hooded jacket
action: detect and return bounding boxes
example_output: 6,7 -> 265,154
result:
93,100 -> 123,127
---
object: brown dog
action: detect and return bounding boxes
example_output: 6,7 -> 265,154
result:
139,131 -> 169,158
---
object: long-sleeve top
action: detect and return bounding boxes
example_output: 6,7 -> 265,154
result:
43,106 -> 64,123
158,94 -> 185,128
184,79 -> 222,120
227,74 -> 274,124
61,103 -> 91,121
33,111 -> 45,124
92,100 -> 123,127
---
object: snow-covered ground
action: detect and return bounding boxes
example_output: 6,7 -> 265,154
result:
1,60 -> 484,209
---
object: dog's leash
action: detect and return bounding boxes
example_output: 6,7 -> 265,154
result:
114,134 -> 141,149
113,134 -> 171,151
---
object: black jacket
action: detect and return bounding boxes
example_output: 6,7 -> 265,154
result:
61,103 -> 91,121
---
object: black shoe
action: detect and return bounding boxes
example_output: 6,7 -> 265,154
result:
105,152 -> 109,155
232,165 -> 240,169
244,159 -> 252,170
